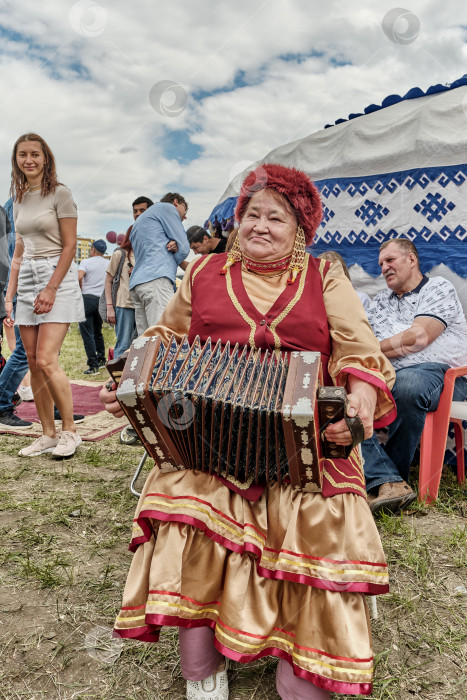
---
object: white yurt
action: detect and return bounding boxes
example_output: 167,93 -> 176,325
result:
208,75 -> 467,310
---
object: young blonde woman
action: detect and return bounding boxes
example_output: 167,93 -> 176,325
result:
4,133 -> 85,457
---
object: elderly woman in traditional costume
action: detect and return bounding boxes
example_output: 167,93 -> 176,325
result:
102,164 -> 396,699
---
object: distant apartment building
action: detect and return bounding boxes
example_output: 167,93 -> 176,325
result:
76,237 -> 93,263
76,237 -> 111,263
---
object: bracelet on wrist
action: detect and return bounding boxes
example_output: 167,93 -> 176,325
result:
5,299 -> 12,303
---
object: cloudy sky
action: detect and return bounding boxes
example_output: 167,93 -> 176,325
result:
1,0 -> 466,241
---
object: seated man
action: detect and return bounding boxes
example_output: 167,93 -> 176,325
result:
362,238 -> 467,514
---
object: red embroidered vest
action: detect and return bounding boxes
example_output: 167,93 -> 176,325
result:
188,253 -> 332,383
187,252 -> 366,499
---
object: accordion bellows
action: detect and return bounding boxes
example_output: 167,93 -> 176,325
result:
114,335 -> 343,492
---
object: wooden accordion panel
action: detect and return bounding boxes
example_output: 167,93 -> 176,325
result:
111,335 -> 336,492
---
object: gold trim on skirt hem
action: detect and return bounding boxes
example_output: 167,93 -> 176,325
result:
115,467 -> 388,694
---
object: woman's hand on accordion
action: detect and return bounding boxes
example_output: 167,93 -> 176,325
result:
324,378 -> 377,446
99,381 -> 124,418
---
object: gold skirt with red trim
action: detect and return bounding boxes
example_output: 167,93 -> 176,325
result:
114,468 -> 388,696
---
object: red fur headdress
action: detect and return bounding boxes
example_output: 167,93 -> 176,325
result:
234,163 -> 323,244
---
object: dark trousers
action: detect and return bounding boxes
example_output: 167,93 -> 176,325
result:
0,322 -> 29,412
79,294 -> 106,369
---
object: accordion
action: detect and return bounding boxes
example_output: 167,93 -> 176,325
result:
108,335 -> 352,492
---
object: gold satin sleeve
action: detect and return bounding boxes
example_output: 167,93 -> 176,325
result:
142,258 -> 198,343
323,261 -> 395,420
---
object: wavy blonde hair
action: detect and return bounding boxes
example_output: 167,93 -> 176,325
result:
10,133 -> 62,203
317,250 -> 351,280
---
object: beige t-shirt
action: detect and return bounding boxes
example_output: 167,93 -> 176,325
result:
13,185 -> 78,258
106,249 -> 135,308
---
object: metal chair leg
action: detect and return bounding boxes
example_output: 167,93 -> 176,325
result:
367,596 -> 378,620
130,450 -> 149,498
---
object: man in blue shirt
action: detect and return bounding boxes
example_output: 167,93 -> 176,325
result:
129,192 -> 190,334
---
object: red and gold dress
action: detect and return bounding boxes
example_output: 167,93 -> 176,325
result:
114,254 -> 396,696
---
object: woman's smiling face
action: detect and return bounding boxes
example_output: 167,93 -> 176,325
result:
238,189 -> 297,261
16,140 -> 46,184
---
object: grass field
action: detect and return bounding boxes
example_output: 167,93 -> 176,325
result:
0,325 -> 466,699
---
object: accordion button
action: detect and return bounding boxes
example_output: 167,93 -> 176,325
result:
260,319 -> 267,326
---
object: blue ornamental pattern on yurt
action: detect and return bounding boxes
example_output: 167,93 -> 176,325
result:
207,163 -> 467,278
310,164 -> 467,277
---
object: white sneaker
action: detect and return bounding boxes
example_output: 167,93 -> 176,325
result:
51,431 -> 82,458
18,434 -> 59,457
18,385 -> 34,402
186,660 -> 229,699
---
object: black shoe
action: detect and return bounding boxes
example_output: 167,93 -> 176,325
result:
0,409 -> 32,428
98,362 -> 107,369
12,391 -> 23,409
83,367 -> 99,375
53,408 -> 85,424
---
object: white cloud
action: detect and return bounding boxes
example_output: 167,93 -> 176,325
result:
0,0 -> 466,236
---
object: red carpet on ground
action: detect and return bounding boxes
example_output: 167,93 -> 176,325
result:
17,382 -> 104,421
0,381 -> 127,441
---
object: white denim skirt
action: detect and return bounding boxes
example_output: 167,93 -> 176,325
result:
16,255 -> 85,325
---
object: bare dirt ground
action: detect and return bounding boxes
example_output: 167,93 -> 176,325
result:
0,431 -> 466,700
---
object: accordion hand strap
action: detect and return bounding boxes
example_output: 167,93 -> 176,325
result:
318,387 -> 365,458
345,413 -> 365,449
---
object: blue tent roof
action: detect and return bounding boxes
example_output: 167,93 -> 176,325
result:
324,74 -> 467,128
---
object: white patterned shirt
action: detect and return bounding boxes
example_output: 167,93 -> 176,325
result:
366,276 -> 467,370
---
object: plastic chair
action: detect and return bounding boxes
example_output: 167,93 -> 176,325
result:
418,366 -> 467,503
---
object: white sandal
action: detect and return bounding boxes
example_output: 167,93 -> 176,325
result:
186,659 -> 229,699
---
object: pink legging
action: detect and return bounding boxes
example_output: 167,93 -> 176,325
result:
179,627 -> 330,699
